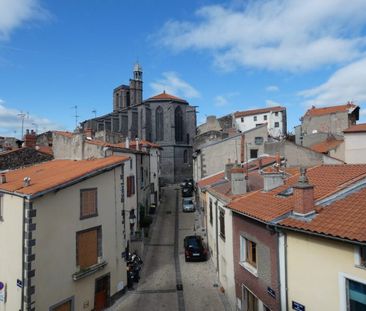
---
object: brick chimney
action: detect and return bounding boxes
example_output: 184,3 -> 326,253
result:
224,159 -> 234,180
231,165 -> 247,195
293,167 -> 315,216
24,129 -> 37,148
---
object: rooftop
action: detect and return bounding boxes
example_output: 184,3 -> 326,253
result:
145,91 -> 188,103
303,102 -> 358,118
234,106 -> 285,118
228,164 -> 366,223
309,138 -> 343,154
343,123 -> 366,133
0,156 -> 129,198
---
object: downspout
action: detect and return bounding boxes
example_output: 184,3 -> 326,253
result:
215,200 -> 220,277
278,231 -> 288,311
21,197 -> 25,311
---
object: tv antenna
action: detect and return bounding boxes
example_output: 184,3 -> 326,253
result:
92,109 -> 97,118
17,112 -> 28,139
71,105 -> 80,129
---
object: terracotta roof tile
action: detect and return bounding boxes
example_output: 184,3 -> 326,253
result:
304,102 -> 358,118
234,106 -> 285,118
146,92 -> 187,103
280,186 -> 366,242
309,138 -> 343,153
197,172 -> 225,188
343,123 -> 366,133
0,156 -> 129,197
53,131 -> 73,138
229,164 -> 366,223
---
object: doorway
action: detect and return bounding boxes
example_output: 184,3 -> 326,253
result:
94,274 -> 110,311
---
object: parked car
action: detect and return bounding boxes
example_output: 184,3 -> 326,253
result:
182,197 -> 195,212
182,186 -> 194,198
181,178 -> 194,189
184,235 -> 207,262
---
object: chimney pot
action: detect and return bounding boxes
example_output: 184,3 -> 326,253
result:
23,177 -> 31,187
0,173 -> 6,184
293,167 -> 315,216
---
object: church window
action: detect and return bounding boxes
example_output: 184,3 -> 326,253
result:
175,106 -> 183,142
156,106 -> 164,141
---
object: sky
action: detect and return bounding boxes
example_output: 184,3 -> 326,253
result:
1,0 -> 366,138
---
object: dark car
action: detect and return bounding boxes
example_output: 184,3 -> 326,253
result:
182,186 -> 194,198
184,235 -> 207,262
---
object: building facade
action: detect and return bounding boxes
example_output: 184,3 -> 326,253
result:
81,65 -> 196,184
343,123 -> 366,164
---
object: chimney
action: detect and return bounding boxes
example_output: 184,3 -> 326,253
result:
125,137 -> 130,149
0,173 -> 6,184
262,171 -> 284,192
135,138 -> 140,151
293,168 -> 315,216
274,152 -> 281,172
23,177 -> 31,187
231,165 -> 247,195
224,159 -> 234,181
24,129 -> 37,148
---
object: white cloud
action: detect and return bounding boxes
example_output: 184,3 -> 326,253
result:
266,85 -> 279,92
150,72 -> 200,99
0,100 -> 62,137
299,57 -> 366,107
0,0 -> 50,40
360,109 -> 366,117
156,0 -> 366,72
266,99 -> 282,107
214,92 -> 239,107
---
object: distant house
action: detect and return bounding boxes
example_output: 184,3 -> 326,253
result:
343,123 -> 366,164
295,102 -> 359,147
0,156 -> 134,310
233,106 -> 287,139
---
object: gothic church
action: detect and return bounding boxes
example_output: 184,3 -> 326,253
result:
81,64 -> 196,184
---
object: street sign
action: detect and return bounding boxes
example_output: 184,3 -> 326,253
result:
0,282 -> 6,303
267,286 -> 276,299
292,301 -> 305,311
17,279 -> 23,288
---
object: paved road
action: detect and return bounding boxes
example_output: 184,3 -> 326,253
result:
109,185 -> 230,311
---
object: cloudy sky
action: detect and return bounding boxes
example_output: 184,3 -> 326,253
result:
1,0 -> 366,137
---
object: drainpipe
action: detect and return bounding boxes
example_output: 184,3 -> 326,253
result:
215,200 -> 220,278
21,197 -> 25,311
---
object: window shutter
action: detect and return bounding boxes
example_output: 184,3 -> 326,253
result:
77,229 -> 98,268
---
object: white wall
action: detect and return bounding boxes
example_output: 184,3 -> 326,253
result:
234,111 -> 285,138
345,132 -> 366,164
0,195 -> 24,311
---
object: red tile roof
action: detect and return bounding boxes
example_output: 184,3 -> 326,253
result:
53,131 -> 73,138
343,123 -> 366,133
303,102 -> 358,118
280,186 -> 366,242
234,106 -> 285,118
228,165 -> 366,223
0,156 -> 129,198
197,172 -> 225,188
146,92 -> 187,103
36,146 -> 53,156
309,138 -> 343,153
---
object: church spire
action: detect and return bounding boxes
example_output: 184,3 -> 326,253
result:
133,63 -> 143,81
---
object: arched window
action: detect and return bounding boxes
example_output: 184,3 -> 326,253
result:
183,150 -> 188,163
175,106 -> 183,142
156,106 -> 164,141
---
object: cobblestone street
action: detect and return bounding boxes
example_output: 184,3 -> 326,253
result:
109,185 -> 230,311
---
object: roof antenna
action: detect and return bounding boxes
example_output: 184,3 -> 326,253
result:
71,105 -> 80,129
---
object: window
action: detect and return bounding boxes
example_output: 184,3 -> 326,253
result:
241,117 -> 244,123
156,106 -> 164,141
347,279 -> 366,310
219,209 -> 225,240
80,189 -> 97,219
275,112 -> 279,116
140,167 -> 144,187
264,115 -> 267,121
175,106 -> 184,142
240,236 -> 257,269
76,227 -> 102,269
274,122 -> 279,128
209,199 -> 213,225
254,137 -> 263,145
359,246 -> 366,267
127,176 -> 135,197
253,116 -> 257,121
130,159 -> 133,170
183,150 -> 188,163
242,286 -> 258,311
0,195 -> 3,221
250,149 -> 258,159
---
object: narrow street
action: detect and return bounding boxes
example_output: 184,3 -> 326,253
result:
110,185 -> 230,311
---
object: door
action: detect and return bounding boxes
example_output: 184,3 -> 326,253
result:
94,274 -> 110,311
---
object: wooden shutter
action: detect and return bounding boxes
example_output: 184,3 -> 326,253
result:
77,229 -> 98,268
81,189 -> 97,218
52,300 -> 72,311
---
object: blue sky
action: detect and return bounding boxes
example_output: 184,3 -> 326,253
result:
1,0 -> 366,138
